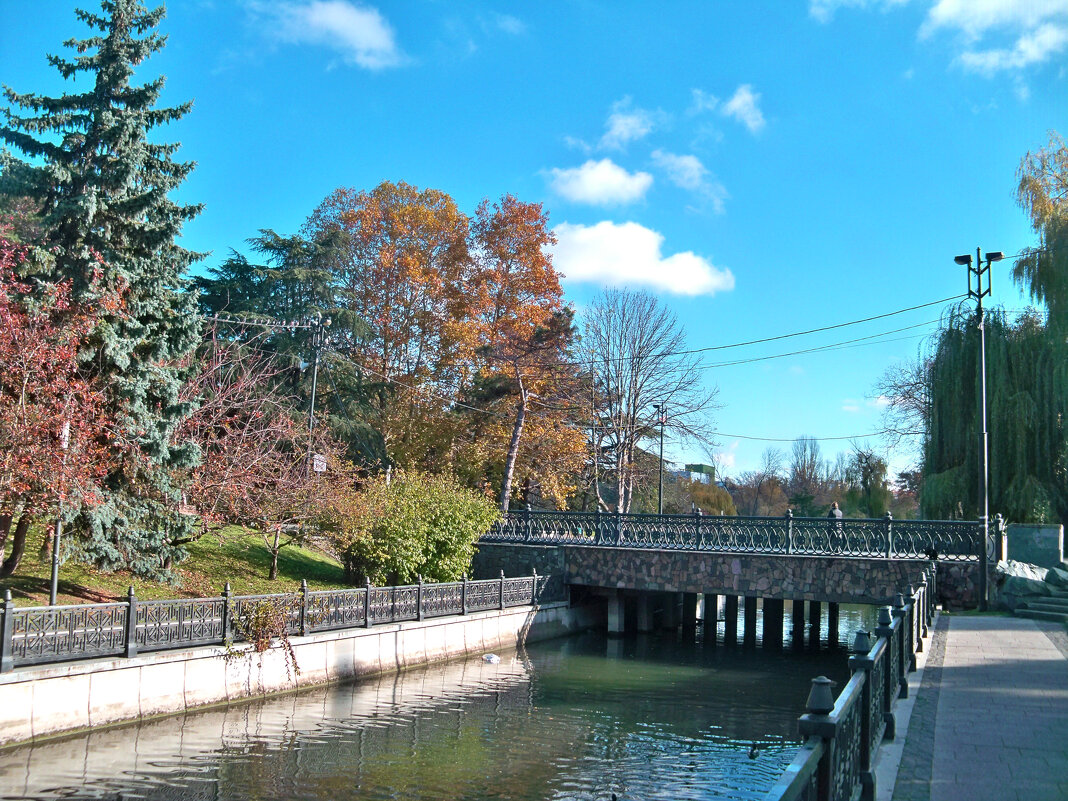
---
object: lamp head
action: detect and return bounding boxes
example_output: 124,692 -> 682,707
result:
986,251 -> 1004,262
954,254 -> 972,266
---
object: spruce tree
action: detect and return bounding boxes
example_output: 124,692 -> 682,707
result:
1,1 -> 202,578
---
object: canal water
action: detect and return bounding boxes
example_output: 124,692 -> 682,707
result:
0,603 -> 878,801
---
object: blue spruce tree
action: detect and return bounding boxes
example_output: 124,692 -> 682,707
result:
1,1 -> 202,578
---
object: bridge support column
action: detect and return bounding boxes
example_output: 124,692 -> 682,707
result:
743,596 -> 758,647
682,592 -> 698,637
763,598 -> 785,648
724,595 -> 738,644
657,592 -> 679,631
702,593 -> 719,642
828,602 -> 840,647
791,600 -> 806,648
607,591 -> 625,637
808,601 -> 822,646
636,592 -> 654,633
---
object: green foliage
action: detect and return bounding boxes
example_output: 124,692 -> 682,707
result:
1,1 -> 203,578
922,307 -> 1067,525
324,472 -> 500,585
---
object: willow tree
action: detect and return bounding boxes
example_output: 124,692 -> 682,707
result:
0,1 -> 202,577
922,307 -> 1066,525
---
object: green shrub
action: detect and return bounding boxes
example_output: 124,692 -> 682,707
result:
322,472 -> 500,585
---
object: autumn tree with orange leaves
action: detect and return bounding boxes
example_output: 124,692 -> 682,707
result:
468,195 -> 586,511
304,181 -> 475,469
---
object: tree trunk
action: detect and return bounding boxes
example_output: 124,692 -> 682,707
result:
499,374 -> 527,513
268,528 -> 280,581
0,514 -> 12,555
0,513 -> 32,578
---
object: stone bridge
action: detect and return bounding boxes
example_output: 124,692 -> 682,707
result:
474,510 -> 999,640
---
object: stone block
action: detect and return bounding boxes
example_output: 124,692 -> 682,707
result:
88,665 -> 141,726
138,659 -> 187,718
0,679 -> 33,745
183,653 -> 229,709
32,673 -> 91,738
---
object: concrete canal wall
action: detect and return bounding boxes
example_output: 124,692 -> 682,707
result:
0,600 -> 598,747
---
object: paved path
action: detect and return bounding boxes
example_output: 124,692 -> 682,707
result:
891,614 -> 1068,801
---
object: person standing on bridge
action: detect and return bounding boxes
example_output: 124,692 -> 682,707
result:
827,502 -> 844,552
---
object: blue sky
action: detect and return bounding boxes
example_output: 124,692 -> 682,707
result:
2,0 -> 1065,479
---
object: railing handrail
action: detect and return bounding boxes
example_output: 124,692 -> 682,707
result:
0,572 -> 562,673
484,509 -> 985,562
765,573 -> 934,801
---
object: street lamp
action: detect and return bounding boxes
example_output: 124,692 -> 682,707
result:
954,248 -> 1002,611
653,403 -> 666,515
49,420 -> 70,606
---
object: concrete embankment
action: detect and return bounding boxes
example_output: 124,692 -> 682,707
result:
0,600 -> 599,747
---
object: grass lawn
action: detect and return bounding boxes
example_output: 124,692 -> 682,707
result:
0,525 -> 350,607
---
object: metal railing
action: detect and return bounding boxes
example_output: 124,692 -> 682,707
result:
0,571 -> 560,673
484,508 -> 1006,563
764,572 -> 935,801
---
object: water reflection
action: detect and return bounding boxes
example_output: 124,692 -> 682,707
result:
0,605 -> 878,801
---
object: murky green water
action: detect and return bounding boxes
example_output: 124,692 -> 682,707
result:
0,603 -> 877,800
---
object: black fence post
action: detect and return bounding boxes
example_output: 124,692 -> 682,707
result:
615,510 -> 623,545
786,509 -> 794,555
848,647 -> 877,801
417,575 -> 424,621
531,568 -> 538,605
461,573 -> 468,614
221,583 -> 232,643
0,590 -> 14,673
892,594 -> 908,698
524,503 -> 533,542
798,676 -> 837,801
594,507 -> 602,544
299,579 -> 309,636
499,570 -> 506,610
884,511 -> 894,558
364,579 -> 373,628
124,586 -> 138,658
875,606 -> 896,739
695,508 -> 704,549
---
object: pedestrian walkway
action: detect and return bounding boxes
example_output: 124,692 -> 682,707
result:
890,614 -> 1068,801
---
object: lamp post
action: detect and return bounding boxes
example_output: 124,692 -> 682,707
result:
306,313 -> 331,476
49,420 -> 70,606
653,403 -> 666,515
954,248 -> 1002,611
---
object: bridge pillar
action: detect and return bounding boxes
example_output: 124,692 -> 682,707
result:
791,599 -> 806,648
743,597 -> 758,647
724,595 -> 739,644
702,593 -> 719,641
657,591 -> 679,631
828,602 -> 840,647
808,601 -> 822,646
682,592 -> 698,637
763,598 -> 785,648
636,592 -> 654,633
607,591 -> 625,637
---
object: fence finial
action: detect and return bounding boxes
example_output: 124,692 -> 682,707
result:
805,676 -> 836,714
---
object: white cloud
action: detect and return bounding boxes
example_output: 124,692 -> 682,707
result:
599,97 -> 656,150
688,88 -> 720,115
255,1 -> 401,69
809,0 -> 908,24
722,85 -> 765,133
921,0 -> 1068,40
957,22 -> 1068,74
716,441 -> 739,470
494,14 -> 525,35
650,149 -> 729,213
551,220 -> 735,296
842,400 -> 861,413
547,159 -> 653,205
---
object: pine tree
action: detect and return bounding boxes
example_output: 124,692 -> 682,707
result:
1,1 -> 202,578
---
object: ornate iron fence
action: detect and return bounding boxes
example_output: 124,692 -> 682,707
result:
485,508 -> 1004,563
764,572 -> 933,801
0,571 -> 560,673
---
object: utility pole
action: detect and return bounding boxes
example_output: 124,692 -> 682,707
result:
954,248 -> 1002,611
654,403 -> 666,515
306,313 -> 331,475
